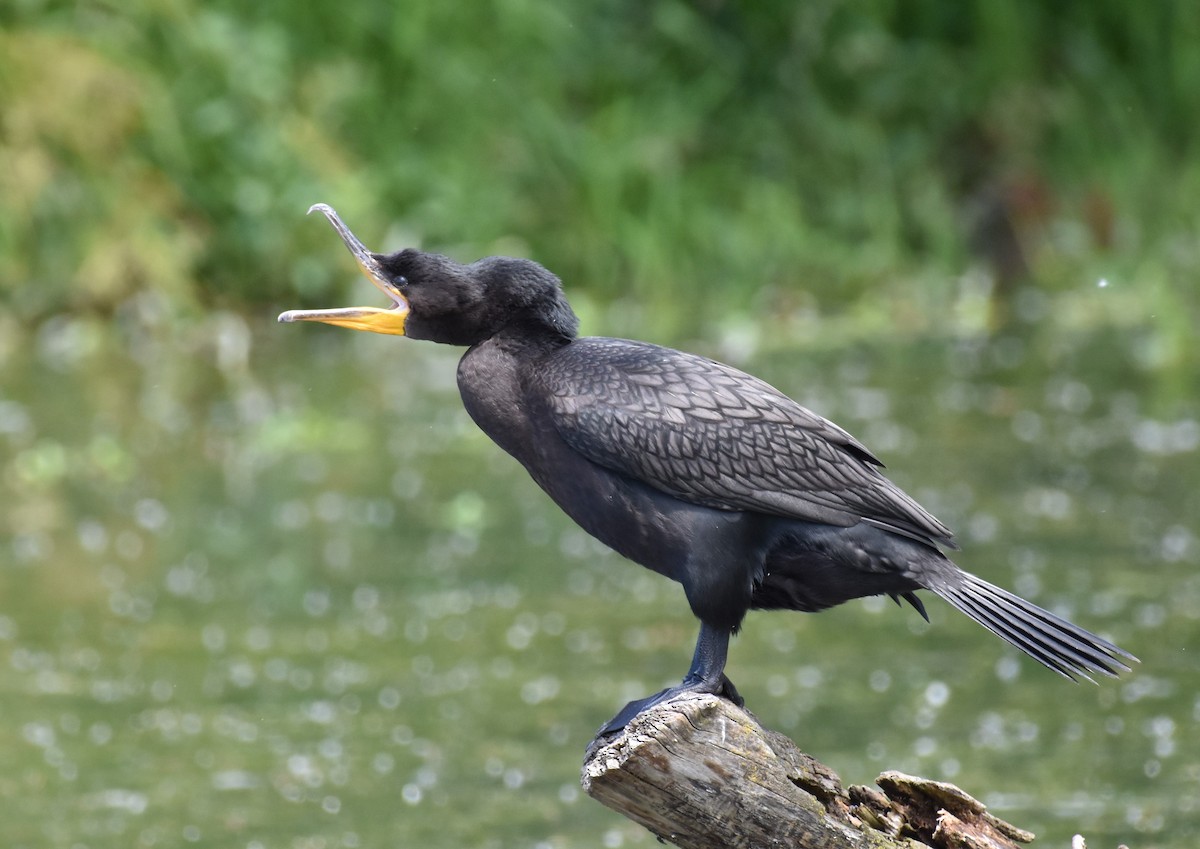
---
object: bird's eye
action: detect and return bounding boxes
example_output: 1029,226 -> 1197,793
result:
394,275 -> 409,287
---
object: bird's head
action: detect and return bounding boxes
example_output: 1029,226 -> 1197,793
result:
279,204 -> 578,347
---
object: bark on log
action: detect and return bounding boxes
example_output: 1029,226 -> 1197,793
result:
581,692 -> 1035,849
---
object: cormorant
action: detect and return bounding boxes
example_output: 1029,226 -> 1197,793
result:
280,204 -> 1135,734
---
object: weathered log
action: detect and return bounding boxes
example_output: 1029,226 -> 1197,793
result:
581,692 -> 1035,849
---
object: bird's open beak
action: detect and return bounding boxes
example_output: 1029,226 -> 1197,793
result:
277,203 -> 410,336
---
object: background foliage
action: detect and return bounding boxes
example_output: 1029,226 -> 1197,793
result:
2,0 -> 1198,342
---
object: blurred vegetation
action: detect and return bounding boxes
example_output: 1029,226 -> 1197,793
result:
1,0 -> 1198,344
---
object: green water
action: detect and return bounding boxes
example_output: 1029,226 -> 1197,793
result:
0,313 -> 1195,848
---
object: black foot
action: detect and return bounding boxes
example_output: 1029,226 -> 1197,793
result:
595,673 -> 743,738
585,674 -> 742,762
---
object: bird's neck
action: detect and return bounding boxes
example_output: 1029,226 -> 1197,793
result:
456,332 -> 568,462
486,319 -> 575,359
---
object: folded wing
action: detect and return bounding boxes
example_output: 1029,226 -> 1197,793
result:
535,338 -> 955,550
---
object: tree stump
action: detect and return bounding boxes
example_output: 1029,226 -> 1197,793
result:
582,692 -> 1035,849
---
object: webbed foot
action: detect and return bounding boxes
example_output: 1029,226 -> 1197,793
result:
596,673 -> 743,737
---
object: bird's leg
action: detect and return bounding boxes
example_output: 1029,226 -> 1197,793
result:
681,620 -> 743,705
595,622 -> 740,738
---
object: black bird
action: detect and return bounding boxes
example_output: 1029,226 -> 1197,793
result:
280,204 -> 1135,733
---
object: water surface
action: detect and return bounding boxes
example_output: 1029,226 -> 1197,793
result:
0,312 -> 1194,847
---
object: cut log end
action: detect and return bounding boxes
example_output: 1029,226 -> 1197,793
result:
582,692 -> 1035,849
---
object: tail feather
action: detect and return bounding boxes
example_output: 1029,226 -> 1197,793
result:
942,587 -> 1089,679
959,581 -> 1119,670
931,572 -> 1137,682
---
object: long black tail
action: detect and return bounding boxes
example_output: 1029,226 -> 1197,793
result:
930,572 -> 1137,681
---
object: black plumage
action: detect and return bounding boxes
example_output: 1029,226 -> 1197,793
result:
281,205 -> 1135,735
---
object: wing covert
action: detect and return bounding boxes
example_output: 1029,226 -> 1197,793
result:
533,337 -> 954,548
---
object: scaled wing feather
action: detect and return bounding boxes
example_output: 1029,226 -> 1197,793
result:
535,338 -> 955,548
